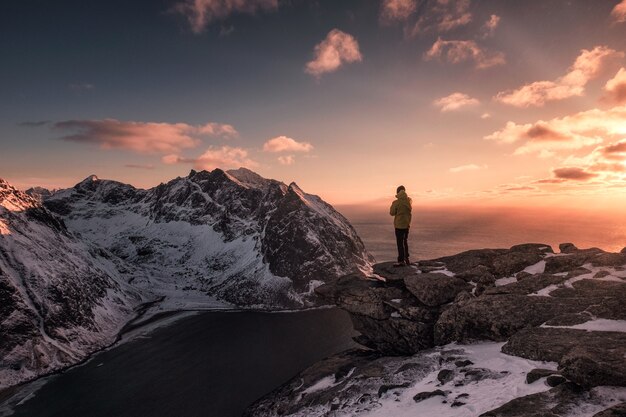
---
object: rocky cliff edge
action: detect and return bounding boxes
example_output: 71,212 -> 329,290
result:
245,243 -> 626,416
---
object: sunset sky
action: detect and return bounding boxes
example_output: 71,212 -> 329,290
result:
2,0 -> 626,207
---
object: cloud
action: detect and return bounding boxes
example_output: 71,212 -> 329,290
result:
163,146 -> 257,170
481,14 -> 500,38
504,185 -> 535,191
262,136 -> 313,153
380,0 -> 416,23
406,0 -> 472,36
277,155 -> 295,165
124,164 -> 155,170
611,0 -> 626,23
197,122 -> 239,137
55,119 -> 237,154
485,105 -> 626,156
434,92 -> 480,112
449,163 -> 487,173
18,121 -> 51,127
172,0 -> 278,33
532,178 -> 567,184
495,46 -> 623,107
481,112 -> 491,119
305,29 -> 363,78
603,67 -> 626,104
603,138 -> 626,156
424,38 -> 505,69
552,167 -> 598,181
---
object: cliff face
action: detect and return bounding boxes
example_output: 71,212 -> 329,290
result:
0,179 -> 141,390
246,243 -> 626,417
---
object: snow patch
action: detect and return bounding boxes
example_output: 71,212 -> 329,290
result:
495,276 -> 517,286
523,260 -> 546,275
543,319 -> 626,333
362,342 -> 557,417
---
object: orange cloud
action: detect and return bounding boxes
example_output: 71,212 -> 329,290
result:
603,67 -> 626,104
263,136 -> 313,153
603,138 -> 626,156
552,167 -> 598,181
277,155 -> 295,165
406,0 -> 472,36
55,119 -> 237,154
380,0 -> 416,23
480,14 -> 500,38
424,38 -> 505,69
611,0 -> 626,23
485,105 -> 626,156
305,29 -> 362,78
172,0 -> 278,33
495,46 -> 623,107
449,163 -> 487,173
434,92 -> 480,112
163,146 -> 257,170
124,164 -> 155,170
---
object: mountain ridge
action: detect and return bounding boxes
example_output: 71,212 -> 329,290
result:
1,169 -> 374,390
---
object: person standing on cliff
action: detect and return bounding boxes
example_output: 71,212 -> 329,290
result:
390,185 -> 412,267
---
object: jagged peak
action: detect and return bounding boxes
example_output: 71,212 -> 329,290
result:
227,167 -> 274,189
0,178 -> 40,211
75,174 -> 99,187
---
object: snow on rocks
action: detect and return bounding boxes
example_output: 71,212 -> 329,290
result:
0,169 -> 374,391
254,242 -> 626,417
44,169 -> 374,309
245,342 -> 559,417
0,179 -> 142,391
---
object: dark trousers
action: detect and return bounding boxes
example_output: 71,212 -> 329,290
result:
395,228 -> 409,263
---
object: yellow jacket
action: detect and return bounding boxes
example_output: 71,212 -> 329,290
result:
390,190 -> 412,229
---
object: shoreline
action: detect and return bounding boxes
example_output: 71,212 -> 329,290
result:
0,299 -> 336,412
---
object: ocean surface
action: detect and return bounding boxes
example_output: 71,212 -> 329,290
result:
2,309 -> 356,417
339,206 -> 626,262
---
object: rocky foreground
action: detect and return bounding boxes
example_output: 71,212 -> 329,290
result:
245,243 -> 626,416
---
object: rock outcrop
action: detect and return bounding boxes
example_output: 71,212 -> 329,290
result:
246,243 -> 626,416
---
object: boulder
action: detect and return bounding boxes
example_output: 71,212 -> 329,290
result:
502,327 -> 626,388
315,274 -> 408,320
526,368 -> 556,384
434,294 -> 586,344
413,390 -> 446,403
593,403 -> 626,417
559,243 -> 578,253
404,273 -> 472,307
350,314 -> 434,355
479,383 -> 584,417
373,262 -> 420,284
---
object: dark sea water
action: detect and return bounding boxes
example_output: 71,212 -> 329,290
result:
3,309 -> 356,417
340,206 -> 626,262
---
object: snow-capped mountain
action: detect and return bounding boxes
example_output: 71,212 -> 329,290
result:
0,179 -> 141,390
44,168 -> 374,308
0,169 -> 373,389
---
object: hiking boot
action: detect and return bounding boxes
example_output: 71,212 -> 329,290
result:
405,259 -> 411,266
393,262 -> 405,267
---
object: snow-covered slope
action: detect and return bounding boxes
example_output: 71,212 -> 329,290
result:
44,168 -> 374,309
0,179 -> 141,390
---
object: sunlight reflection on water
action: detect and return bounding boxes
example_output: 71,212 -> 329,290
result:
340,206 -> 626,262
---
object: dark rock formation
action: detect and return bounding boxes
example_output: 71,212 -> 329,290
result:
247,243 -> 626,417
503,327 -> 626,388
